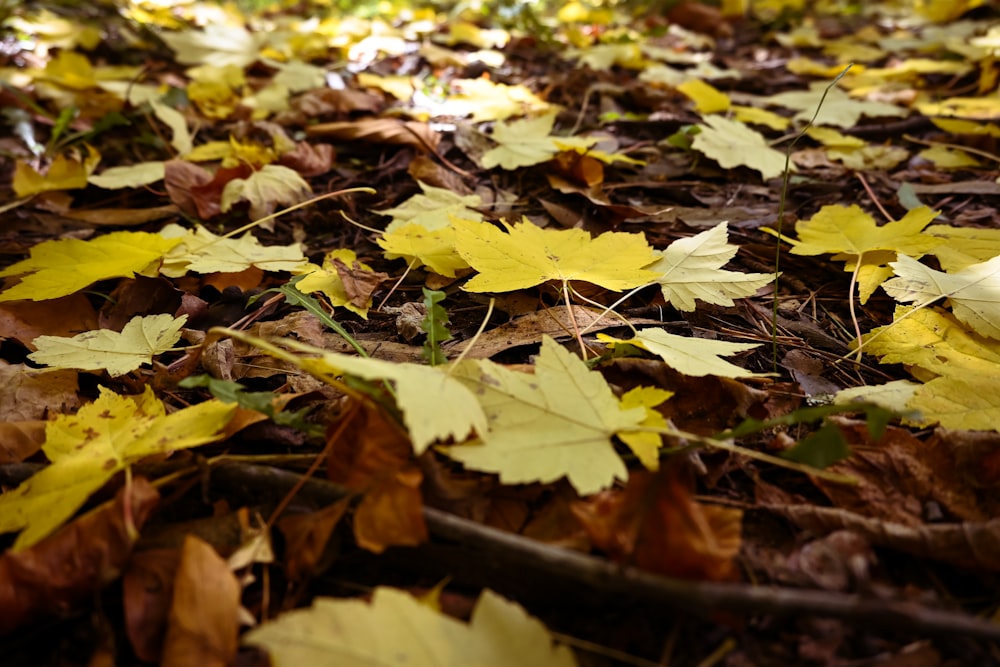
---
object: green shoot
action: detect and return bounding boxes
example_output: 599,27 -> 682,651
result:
421,288 -> 453,366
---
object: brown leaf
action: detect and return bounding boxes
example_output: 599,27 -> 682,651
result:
572,466 -> 742,581
0,294 -> 98,349
353,468 -> 428,554
60,205 -> 181,227
123,549 -> 181,663
407,154 -> 472,193
0,420 -> 47,463
818,419 -> 986,526
160,535 -> 240,667
277,498 -> 351,581
332,257 -> 389,308
0,478 -> 160,635
0,363 -> 79,422
307,118 -> 440,151
327,399 -> 412,490
293,87 -> 383,118
278,141 -> 336,177
164,159 -> 213,218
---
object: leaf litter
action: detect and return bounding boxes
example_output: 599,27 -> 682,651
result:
1,0 -> 1000,664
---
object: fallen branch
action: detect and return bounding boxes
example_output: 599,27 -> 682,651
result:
210,462 -> 1000,642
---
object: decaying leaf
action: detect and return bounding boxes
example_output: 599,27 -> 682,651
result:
0,387 -> 233,550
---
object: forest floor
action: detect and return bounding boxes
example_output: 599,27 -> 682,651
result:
2,0 -> 1000,665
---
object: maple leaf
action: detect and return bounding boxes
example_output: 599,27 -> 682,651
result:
378,181 -> 484,229
13,145 -> 101,198
29,314 -> 186,377
647,222 -> 774,311
616,386 -> 673,470
452,218 -> 658,292
862,306 -> 1000,379
0,386 -> 233,551
88,161 -> 165,189
159,23 -> 265,68
378,222 -> 471,277
481,112 -> 596,170
908,375 -> 1000,431
296,249 -> 384,318
220,164 -> 312,220
690,115 -> 787,180
883,254 -> 1000,340
927,224 -> 1000,272
599,329 -> 766,378
447,337 -> 646,495
781,205 -> 942,303
241,335 -> 486,453
159,223 -> 308,277
0,231 -> 182,302
677,79 -> 730,114
767,82 -> 907,128
244,587 -> 577,667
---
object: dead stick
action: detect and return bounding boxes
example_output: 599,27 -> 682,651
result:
209,462 -> 1000,642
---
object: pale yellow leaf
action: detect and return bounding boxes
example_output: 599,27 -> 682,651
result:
88,161 -> 165,189
616,386 -> 673,471
646,222 -> 773,311
244,587 -> 577,667
599,328 -> 766,378
378,182 -> 483,231
884,254 -> 1000,340
447,337 -> 644,495
691,115 -> 787,180
481,112 -> 596,170
159,224 -> 308,277
220,164 -> 312,220
29,314 -> 186,377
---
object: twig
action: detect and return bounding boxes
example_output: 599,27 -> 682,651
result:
209,462 -> 1000,643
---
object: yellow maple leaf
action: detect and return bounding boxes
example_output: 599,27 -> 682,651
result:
617,386 -> 673,471
29,314 -> 186,377
233,334 -> 486,454
245,587 -> 576,667
377,222 -> 470,278
0,386 -> 233,551
453,218 -> 658,293
691,116 -> 787,180
927,224 -> 1000,272
296,248 -> 380,318
13,145 -> 101,198
447,336 -> 645,495
862,306 -> 1000,380
0,231 -> 182,302
677,79 -> 731,114
220,164 -> 312,220
481,112 -> 596,170
908,375 -> 1000,431
884,254 -> 1000,340
646,222 -> 773,311
377,182 -> 484,229
780,204 -> 942,303
159,223 -> 308,277
598,329 -> 766,378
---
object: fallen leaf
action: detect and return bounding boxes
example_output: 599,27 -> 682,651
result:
160,535 -> 240,667
447,336 -> 645,495
599,328 -> 766,378
353,469 -> 428,554
243,587 -> 577,667
0,478 -> 159,634
481,112 -> 596,170
647,222 -> 773,311
0,231 -> 181,302
220,164 -> 312,220
884,254 -> 1000,340
29,313 -> 186,377
691,115 -> 787,180
0,386 -> 233,550
159,223 -> 308,277
453,218 -> 658,293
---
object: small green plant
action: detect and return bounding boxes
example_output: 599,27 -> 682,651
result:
180,374 -> 324,437
421,288 -> 453,366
